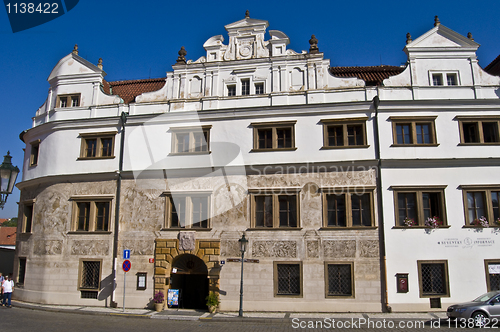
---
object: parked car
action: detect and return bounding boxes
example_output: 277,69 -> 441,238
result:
447,291 -> 500,327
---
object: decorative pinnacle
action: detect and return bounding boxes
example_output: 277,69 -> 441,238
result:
72,44 -> 78,55
176,46 -> 187,64
434,16 -> 440,27
309,35 -> 319,54
406,33 -> 412,44
97,58 -> 103,70
467,32 -> 474,41
245,10 -> 249,18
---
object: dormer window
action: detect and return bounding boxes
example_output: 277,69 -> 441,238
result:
430,72 -> 459,86
58,94 -> 81,108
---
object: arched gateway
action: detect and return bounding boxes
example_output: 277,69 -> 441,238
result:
154,239 -> 220,310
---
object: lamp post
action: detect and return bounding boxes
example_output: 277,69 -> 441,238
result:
238,233 -> 248,317
0,151 -> 20,210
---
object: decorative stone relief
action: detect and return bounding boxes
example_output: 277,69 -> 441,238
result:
359,240 -> 379,258
179,232 -> 196,251
121,240 -> 154,255
252,241 -> 297,258
324,240 -> 356,258
221,240 -> 240,257
34,240 -> 62,255
71,240 -> 109,255
306,240 -> 319,258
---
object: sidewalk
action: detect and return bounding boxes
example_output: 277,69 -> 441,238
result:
10,300 -> 448,322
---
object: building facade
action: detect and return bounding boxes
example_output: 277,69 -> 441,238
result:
14,14 -> 500,312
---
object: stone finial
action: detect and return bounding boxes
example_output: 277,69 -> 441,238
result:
97,58 -> 103,70
72,44 -> 78,55
406,33 -> 412,44
176,46 -> 187,64
309,35 -> 319,54
467,32 -> 474,41
245,10 -> 249,18
434,15 -> 440,27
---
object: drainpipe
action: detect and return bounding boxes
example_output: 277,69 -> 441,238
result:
372,96 -> 390,313
110,111 -> 128,308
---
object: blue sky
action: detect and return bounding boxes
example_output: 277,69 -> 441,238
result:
1,0 -> 499,218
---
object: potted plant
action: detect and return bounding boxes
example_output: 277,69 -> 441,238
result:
205,292 -> 220,313
153,291 -> 164,312
472,216 -> 489,228
425,216 -> 441,229
403,217 -> 415,227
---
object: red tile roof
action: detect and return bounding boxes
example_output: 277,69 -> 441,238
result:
329,65 -> 405,86
484,54 -> 500,77
0,227 -> 16,246
103,77 -> 166,104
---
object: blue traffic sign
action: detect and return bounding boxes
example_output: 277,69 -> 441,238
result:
123,249 -> 130,259
122,259 -> 131,272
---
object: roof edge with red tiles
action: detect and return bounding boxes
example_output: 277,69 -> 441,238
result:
329,65 -> 405,86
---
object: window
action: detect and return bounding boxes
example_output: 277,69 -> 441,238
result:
457,117 -> 500,144
57,94 -> 80,108
274,262 -> 302,297
79,132 -> 116,159
430,72 -> 459,86
227,85 -> 236,96
241,79 -> 250,95
71,197 -> 112,232
485,260 -> 500,292
325,262 -> 354,297
417,260 -> 449,297
461,186 -> 500,226
165,193 -> 211,229
392,186 -> 447,227
79,259 -> 102,299
321,118 -> 368,148
255,82 -> 264,94
29,140 -> 40,166
171,126 -> 211,154
250,189 -> 300,228
390,117 -> 437,145
18,257 -> 26,285
22,201 -> 34,233
322,189 -> 375,228
251,121 -> 296,151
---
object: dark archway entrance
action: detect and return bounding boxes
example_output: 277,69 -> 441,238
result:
170,254 -> 208,310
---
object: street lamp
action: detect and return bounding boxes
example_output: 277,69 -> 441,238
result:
238,233 -> 248,317
0,151 -> 20,210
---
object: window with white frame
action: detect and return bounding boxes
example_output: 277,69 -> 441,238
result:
430,72 -> 459,86
171,126 -> 211,154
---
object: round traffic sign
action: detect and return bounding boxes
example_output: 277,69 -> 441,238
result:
122,259 -> 131,272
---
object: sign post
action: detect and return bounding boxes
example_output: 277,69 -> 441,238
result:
122,259 -> 131,312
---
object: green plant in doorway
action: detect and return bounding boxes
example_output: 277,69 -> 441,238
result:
206,292 -> 220,313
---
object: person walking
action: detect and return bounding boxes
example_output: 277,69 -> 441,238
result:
0,273 -> 4,306
2,274 -> 14,308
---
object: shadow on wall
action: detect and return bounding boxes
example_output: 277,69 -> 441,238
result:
98,273 -> 115,307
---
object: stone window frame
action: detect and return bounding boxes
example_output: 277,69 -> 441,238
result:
320,117 -> 369,149
389,116 -> 438,146
57,93 -> 81,108
273,261 -> 303,298
484,259 -> 500,292
324,261 -> 355,298
391,185 -> 448,228
78,131 -> 117,160
460,185 -> 500,227
78,258 -> 102,295
69,195 -> 114,233
21,199 -> 35,234
163,191 -> 212,230
417,260 -> 450,298
170,125 -> 212,155
251,121 -> 297,152
248,188 -> 301,230
29,139 -> 40,167
456,116 -> 500,145
320,186 -> 376,229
